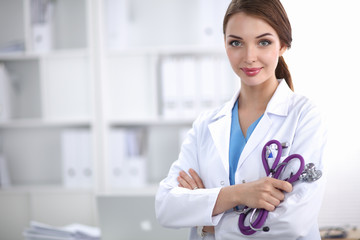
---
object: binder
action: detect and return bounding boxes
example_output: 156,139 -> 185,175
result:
30,0 -> 54,52
105,0 -> 129,49
61,130 -> 78,188
160,57 -> 180,119
0,154 -> 11,187
77,129 -> 93,188
108,128 -> 147,188
124,129 -> 146,187
61,128 -> 93,189
179,57 -> 198,118
198,57 -> 217,111
0,63 -> 12,121
108,129 -> 126,188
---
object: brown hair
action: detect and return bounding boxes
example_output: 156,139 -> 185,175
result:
223,0 -> 294,91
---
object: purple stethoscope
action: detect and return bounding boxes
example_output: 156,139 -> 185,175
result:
237,139 -> 322,235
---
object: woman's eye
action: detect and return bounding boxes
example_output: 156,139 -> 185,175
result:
230,41 -> 242,47
259,40 -> 271,46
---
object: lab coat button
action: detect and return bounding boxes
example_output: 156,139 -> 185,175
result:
220,181 -> 225,186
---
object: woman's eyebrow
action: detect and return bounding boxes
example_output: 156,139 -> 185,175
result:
227,33 -> 274,39
227,34 -> 243,39
256,33 -> 273,38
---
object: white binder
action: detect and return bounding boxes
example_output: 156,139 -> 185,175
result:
0,63 -> 12,121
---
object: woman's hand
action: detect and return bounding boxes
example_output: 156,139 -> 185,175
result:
239,177 -> 292,212
177,169 -> 214,234
177,168 -> 204,190
212,177 -> 293,215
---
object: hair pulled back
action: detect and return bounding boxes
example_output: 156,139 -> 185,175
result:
223,0 -> 294,91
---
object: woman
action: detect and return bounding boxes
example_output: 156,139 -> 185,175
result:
155,0 -> 326,239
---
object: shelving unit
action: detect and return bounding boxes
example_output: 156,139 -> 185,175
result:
0,0 -> 235,239
0,1 -> 96,239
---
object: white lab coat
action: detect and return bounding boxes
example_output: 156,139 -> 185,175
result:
155,79 -> 327,240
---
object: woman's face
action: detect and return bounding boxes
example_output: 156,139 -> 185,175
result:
225,12 -> 286,87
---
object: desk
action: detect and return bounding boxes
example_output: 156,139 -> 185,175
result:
322,229 -> 360,240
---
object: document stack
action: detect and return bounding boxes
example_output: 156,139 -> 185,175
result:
0,63 -> 12,122
108,128 -> 147,188
23,221 -> 100,240
61,128 -> 93,189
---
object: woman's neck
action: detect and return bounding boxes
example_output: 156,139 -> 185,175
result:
238,78 -> 279,112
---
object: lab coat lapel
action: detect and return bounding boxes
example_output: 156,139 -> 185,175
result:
208,91 -> 239,175
208,114 -> 231,175
237,114 -> 272,169
236,79 -> 292,170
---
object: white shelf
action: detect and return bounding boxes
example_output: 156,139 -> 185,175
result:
0,0 -> 232,193
106,45 -> 226,56
0,49 -> 89,61
96,184 -> 159,196
0,184 -> 93,194
108,117 -> 194,127
0,52 -> 38,61
0,118 -> 91,129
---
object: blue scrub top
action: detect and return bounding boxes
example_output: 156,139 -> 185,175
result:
229,100 -> 263,185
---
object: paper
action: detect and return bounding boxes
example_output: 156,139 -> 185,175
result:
23,221 -> 100,240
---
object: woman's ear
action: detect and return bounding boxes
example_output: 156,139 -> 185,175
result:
279,45 -> 287,56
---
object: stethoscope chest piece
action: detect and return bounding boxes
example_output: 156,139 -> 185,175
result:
299,163 -> 322,183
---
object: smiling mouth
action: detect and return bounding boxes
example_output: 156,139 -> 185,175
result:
241,68 -> 262,77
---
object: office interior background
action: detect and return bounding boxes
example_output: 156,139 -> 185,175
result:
0,0 -> 359,239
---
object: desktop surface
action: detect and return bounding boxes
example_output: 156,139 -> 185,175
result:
97,194 -> 189,240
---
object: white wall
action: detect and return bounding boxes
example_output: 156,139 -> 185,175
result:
282,0 -> 360,227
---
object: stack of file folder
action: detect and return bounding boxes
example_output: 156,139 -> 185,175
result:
23,221 -> 100,240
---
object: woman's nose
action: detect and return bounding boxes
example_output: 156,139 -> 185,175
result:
244,46 -> 257,64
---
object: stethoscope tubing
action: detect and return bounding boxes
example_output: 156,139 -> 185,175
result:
238,139 -> 306,235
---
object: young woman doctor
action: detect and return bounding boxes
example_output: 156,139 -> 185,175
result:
155,0 -> 326,239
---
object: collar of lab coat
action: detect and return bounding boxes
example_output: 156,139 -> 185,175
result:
211,79 -> 292,121
208,79 -> 293,175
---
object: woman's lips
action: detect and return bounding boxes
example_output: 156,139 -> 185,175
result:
241,67 -> 262,77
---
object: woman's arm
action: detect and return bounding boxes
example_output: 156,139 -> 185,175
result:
178,169 -> 215,234
155,113 -> 224,228
178,169 -> 292,235
178,169 -> 292,216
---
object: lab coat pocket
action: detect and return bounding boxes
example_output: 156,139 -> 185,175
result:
214,212 -> 242,239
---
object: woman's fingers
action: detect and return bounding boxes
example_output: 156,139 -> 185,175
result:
271,178 -> 292,193
178,170 -> 197,190
189,168 -> 205,188
177,175 -> 191,189
177,169 -> 205,190
240,177 -> 293,211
